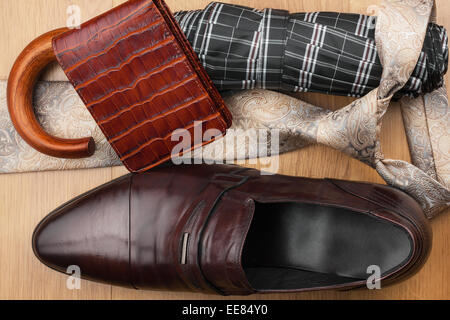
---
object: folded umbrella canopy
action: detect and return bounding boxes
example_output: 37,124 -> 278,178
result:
174,2 -> 448,98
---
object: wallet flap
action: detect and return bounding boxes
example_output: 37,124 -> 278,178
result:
53,0 -> 232,172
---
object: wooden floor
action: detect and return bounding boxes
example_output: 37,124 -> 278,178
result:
0,0 -> 449,300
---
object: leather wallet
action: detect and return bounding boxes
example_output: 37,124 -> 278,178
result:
52,0 -> 232,172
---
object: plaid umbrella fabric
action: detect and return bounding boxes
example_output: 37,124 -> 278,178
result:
174,2 -> 448,98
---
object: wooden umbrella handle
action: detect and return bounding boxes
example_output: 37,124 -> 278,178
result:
7,28 -> 95,159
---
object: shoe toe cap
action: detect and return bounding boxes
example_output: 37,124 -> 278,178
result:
32,175 -> 134,287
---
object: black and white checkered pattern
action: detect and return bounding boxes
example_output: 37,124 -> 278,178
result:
174,2 -> 448,98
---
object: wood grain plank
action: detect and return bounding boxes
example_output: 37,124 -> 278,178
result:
0,0 -> 114,81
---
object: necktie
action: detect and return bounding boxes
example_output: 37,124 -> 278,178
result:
0,0 -> 448,219
193,0 -> 449,218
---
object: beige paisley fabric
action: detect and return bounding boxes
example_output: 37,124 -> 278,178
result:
189,90 -> 329,161
401,86 -> 450,187
370,0 -> 449,218
0,0 -> 448,218
0,81 -> 121,173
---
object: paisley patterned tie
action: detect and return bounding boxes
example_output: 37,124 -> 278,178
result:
0,0 -> 448,218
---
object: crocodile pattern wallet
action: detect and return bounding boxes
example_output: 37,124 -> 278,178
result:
52,0 -> 232,172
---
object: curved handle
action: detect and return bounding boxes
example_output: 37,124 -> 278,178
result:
7,28 -> 95,159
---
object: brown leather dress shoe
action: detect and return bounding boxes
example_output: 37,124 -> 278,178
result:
33,164 -> 432,295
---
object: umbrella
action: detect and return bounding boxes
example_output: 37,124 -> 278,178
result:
174,1 -> 448,98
